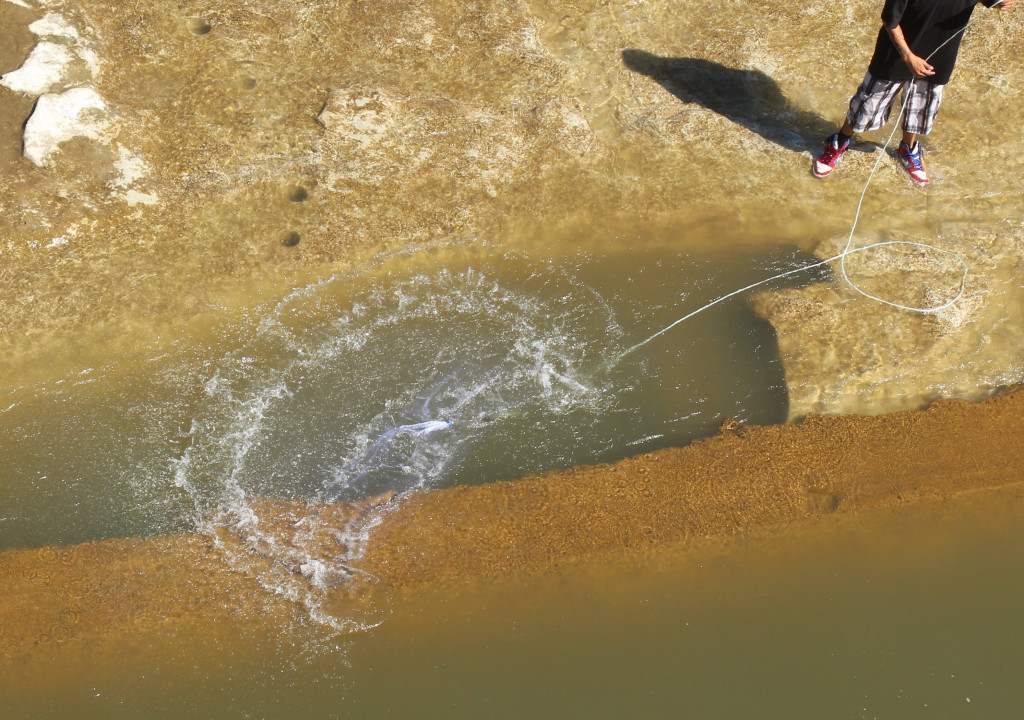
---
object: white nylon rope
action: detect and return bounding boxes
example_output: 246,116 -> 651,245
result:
612,2 -> 1004,366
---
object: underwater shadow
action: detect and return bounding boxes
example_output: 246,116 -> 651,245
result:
622,49 -> 840,153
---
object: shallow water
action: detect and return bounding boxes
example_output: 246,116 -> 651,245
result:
0,232 -> 823,549
7,485 -> 1024,719
343,491 -> 1024,720
0,2 -> 34,170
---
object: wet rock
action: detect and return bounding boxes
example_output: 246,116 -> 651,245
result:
750,226 -> 1024,418
317,86 -> 595,202
0,0 -> 1022,411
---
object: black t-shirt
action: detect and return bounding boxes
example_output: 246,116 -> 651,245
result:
868,0 -> 1000,84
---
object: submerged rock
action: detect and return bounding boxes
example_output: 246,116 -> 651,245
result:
751,226 -> 1024,418
2,387 -> 1024,668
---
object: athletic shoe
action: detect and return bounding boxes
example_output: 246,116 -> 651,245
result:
812,133 -> 851,177
896,140 -> 929,185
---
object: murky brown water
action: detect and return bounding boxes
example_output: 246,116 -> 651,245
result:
0,222 -> 826,548
341,490 -> 1024,720
5,485 -> 1023,719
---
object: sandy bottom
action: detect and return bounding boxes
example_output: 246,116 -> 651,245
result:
1,386 -> 1022,681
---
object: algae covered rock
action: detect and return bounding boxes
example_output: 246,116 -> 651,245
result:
315,85 -> 595,223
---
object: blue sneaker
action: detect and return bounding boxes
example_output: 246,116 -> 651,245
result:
896,141 -> 929,185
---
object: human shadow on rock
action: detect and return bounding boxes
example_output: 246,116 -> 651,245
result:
622,49 -> 864,154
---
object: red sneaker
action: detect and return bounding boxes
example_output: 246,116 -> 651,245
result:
812,133 -> 850,177
896,140 -> 929,185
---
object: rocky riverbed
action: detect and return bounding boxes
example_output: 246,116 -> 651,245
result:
3,0 -> 1021,411
1,0 -> 1022,681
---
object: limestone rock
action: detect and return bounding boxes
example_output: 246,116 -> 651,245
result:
1,13 -> 100,96
0,40 -> 75,95
28,12 -> 79,40
315,86 -> 596,239
317,87 -> 594,189
23,86 -> 112,166
0,0 -> 1022,386
107,145 -> 157,205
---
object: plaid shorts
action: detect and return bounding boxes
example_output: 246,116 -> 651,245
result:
845,71 -> 945,135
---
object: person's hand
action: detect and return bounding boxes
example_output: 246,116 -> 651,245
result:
998,0 -> 1014,11
903,53 -> 935,78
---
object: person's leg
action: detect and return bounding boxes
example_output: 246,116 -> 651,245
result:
896,79 -> 943,184
901,78 -> 943,141
840,119 -> 855,141
847,74 -> 903,133
813,72 -> 901,177
901,81 -> 920,147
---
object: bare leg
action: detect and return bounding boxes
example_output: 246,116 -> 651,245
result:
841,120 -> 854,137
902,131 -> 918,147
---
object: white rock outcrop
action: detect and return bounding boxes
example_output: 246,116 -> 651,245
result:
1,12 -> 99,95
23,87 -> 111,166
0,40 -> 76,95
109,146 -> 158,205
3,12 -> 129,173
27,13 -> 80,39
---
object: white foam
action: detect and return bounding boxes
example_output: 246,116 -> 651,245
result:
169,252 -> 620,631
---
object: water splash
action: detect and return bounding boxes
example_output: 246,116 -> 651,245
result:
167,249 -> 618,629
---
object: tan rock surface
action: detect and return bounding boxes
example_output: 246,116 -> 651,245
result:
752,225 -> 1024,418
3,0 -> 1019,378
